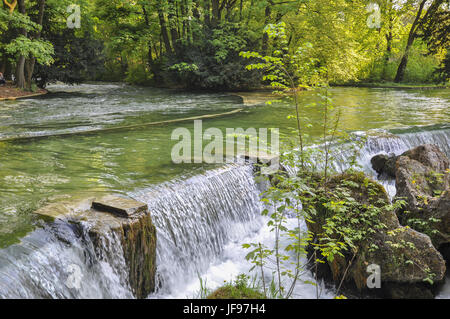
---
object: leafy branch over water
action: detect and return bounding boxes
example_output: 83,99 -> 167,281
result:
239,22 -> 371,299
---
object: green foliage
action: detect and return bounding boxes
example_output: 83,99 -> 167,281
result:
125,63 -> 151,85
435,51 -> 450,83
35,34 -> 105,87
193,275 -> 213,299
207,274 -> 265,299
164,22 -> 262,90
2,0 -> 448,87
0,7 -> 42,33
402,44 -> 441,83
240,23 -> 371,299
6,36 -> 54,65
309,174 -> 390,261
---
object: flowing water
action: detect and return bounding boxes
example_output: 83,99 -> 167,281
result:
0,83 -> 448,298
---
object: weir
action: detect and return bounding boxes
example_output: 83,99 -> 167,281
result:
0,164 -> 265,298
0,127 -> 448,298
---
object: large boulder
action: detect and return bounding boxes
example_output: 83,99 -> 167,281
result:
402,144 -> 449,172
371,153 -> 397,178
305,172 -> 446,298
35,195 -> 157,299
394,145 -> 450,250
371,144 -> 449,179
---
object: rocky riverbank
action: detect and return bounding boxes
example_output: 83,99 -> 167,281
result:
306,144 -> 449,298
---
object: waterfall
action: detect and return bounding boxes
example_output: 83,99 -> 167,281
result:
300,128 -> 450,198
358,128 -> 450,197
0,164 -> 265,298
0,219 -> 133,298
130,164 -> 265,297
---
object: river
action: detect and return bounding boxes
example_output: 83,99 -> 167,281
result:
0,83 -> 448,298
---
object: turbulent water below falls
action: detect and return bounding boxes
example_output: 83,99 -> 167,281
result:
0,84 -> 449,298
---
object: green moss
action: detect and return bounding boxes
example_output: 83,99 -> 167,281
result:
207,285 -> 266,299
207,274 -> 266,299
120,213 -> 157,299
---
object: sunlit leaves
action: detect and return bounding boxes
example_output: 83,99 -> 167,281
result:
6,36 -> 54,65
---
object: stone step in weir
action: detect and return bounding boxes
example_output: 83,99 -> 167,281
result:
92,195 -> 148,217
34,195 -> 157,299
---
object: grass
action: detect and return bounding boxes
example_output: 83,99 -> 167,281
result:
204,274 -> 266,299
207,285 -> 266,299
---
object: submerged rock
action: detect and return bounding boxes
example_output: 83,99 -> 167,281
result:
305,172 -> 446,299
34,195 -> 157,299
394,144 -> 450,251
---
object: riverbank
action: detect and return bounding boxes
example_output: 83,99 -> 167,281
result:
0,83 -> 48,101
334,82 -> 449,90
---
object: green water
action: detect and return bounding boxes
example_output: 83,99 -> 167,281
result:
0,83 -> 449,246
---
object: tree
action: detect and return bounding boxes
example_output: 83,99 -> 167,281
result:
418,0 -> 449,54
394,0 -> 445,82
15,0 -> 27,89
33,0 -> 105,87
24,0 -> 46,89
0,0 -> 54,89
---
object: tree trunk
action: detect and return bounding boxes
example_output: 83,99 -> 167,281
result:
211,0 -> 221,26
142,5 -> 154,66
394,0 -> 427,83
15,0 -> 27,89
239,0 -> 243,21
204,0 -> 211,26
26,0 -> 46,89
157,3 -> 173,54
261,3 -> 271,55
382,31 -> 393,80
168,0 -> 180,49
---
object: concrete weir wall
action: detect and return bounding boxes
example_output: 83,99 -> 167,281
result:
34,195 -> 157,299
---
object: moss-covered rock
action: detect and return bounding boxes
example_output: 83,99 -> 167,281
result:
207,285 -> 266,299
394,144 -> 450,251
87,209 -> 157,299
305,172 -> 446,299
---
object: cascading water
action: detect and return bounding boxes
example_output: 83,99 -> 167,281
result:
359,128 -> 450,198
135,165 -> 332,299
0,164 -> 271,298
132,164 -> 266,297
0,219 -> 134,298
0,128 -> 448,299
